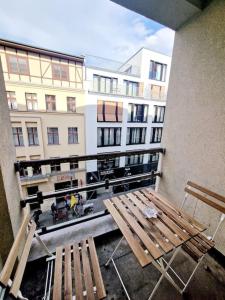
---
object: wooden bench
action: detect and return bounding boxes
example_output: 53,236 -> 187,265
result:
52,237 -> 106,300
0,208 -> 36,299
181,181 -> 225,262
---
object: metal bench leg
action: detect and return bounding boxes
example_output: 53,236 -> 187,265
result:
148,246 -> 182,300
105,236 -> 124,267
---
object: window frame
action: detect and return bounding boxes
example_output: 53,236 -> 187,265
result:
97,100 -> 123,123
12,127 -> 24,147
45,95 -> 56,112
52,63 -> 69,81
150,127 -> 163,143
153,106 -> 165,123
7,91 -> 17,110
125,154 -> 144,166
127,103 -> 148,123
93,75 -> 118,94
26,93 -> 38,111
67,97 -> 76,112
68,127 -> 78,144
97,127 -> 121,147
126,127 -> 146,145
27,127 -> 39,146
47,127 -> 59,145
6,54 -> 30,76
149,60 -> 167,82
123,80 -> 139,97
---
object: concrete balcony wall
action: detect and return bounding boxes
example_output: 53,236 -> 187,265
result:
158,0 -> 225,255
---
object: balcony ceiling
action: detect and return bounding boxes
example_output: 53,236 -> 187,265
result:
111,0 -> 211,30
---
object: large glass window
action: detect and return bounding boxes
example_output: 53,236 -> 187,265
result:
7,54 -> 29,75
67,97 -> 76,112
149,60 -> 167,81
27,127 -> 39,146
97,157 -> 120,171
126,127 -> 146,145
97,127 -> 121,147
153,106 -> 165,123
93,75 -> 118,94
97,100 -> 123,122
68,127 -> 78,144
52,63 -> 69,81
150,127 -> 163,143
46,95 -> 56,111
125,154 -> 144,166
26,93 -> 38,111
7,91 -> 17,110
128,104 -> 148,122
123,80 -> 139,97
47,127 -> 59,144
12,127 -> 24,146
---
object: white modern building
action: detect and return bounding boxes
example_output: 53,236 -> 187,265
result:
85,48 -> 171,197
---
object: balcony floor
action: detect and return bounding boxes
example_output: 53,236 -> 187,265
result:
20,230 -> 225,300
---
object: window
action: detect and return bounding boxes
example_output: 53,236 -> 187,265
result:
27,186 -> 39,196
26,93 -> 38,111
125,154 -> 144,166
126,127 -> 146,145
7,91 -> 17,110
149,60 -> 167,81
150,127 -> 163,143
153,106 -> 165,123
46,95 -> 56,111
12,127 -> 24,146
7,54 -> 29,75
97,100 -> 123,122
123,80 -> 139,97
149,153 -> 159,163
151,85 -> 166,100
51,163 -> 61,173
52,63 -> 69,81
97,128 -> 121,147
97,157 -> 120,171
27,127 -> 39,146
67,97 -> 76,112
69,156 -> 79,170
68,127 -> 78,144
93,75 -> 118,94
128,104 -> 148,122
47,127 -> 59,144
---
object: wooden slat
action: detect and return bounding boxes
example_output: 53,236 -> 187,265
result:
128,193 -> 190,247
141,190 -> 200,236
64,245 -> 72,300
130,192 -> 190,242
10,221 -> 36,298
188,238 -> 208,254
146,188 -> 206,231
112,197 -> 162,259
88,237 -> 106,299
184,187 -> 225,214
182,244 -> 201,262
0,208 -> 30,286
73,244 -> 84,300
53,246 -> 63,300
104,199 -> 152,267
120,195 -> 174,253
81,240 -> 95,300
187,181 -> 225,204
197,232 -> 215,248
185,240 -> 205,258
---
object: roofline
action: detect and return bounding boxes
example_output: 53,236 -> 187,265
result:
86,65 -> 140,78
0,38 -> 84,63
119,46 -> 171,69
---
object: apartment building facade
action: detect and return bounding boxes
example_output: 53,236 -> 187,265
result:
0,40 -> 86,208
85,48 -> 171,198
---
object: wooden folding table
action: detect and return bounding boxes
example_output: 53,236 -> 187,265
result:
104,188 -> 214,299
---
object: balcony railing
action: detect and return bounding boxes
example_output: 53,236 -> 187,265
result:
15,148 -> 165,233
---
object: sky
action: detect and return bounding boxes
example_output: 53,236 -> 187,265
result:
0,0 -> 175,63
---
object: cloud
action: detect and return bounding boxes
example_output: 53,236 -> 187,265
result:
0,0 -> 175,62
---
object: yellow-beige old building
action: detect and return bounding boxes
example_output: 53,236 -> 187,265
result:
0,39 -> 86,209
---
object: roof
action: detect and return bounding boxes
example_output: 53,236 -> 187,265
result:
0,38 -> 84,63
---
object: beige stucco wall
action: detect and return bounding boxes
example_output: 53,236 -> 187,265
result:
158,0 -> 225,254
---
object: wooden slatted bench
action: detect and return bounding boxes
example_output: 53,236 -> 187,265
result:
51,237 -> 106,300
0,208 -> 36,299
181,181 -> 225,262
